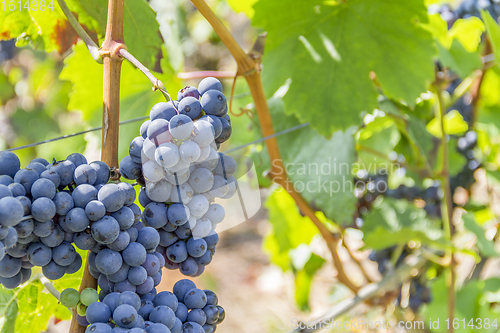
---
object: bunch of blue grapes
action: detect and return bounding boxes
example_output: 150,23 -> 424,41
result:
432,0 -> 500,27
78,280 -> 224,333
119,77 -> 236,277
0,151 -> 115,288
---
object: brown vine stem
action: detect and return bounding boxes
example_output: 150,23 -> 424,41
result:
190,0 -> 361,293
69,0 -> 124,331
119,49 -> 173,102
435,81 -> 455,333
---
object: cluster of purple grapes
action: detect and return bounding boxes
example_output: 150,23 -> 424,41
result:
369,247 -> 432,312
431,0 -> 500,27
0,151 -> 117,288
67,279 -> 224,333
119,77 -> 236,277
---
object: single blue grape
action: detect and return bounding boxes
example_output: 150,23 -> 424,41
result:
195,250 -> 213,267
179,96 -> 201,120
66,153 -> 87,167
98,274 -> 114,293
91,216 -> 120,244
86,301 -> 112,324
111,206 -> 135,231
171,318 -> 183,333
33,220 -> 54,238
0,184 -> 12,199
66,208 -> 90,232
183,289 -> 207,309
0,175 -> 13,186
103,292 -> 120,312
13,169 -> 38,194
95,248 -> 123,275
141,253 -> 161,276
122,242 -> 147,267
90,161 -> 111,185
26,162 -> 46,176
200,90 -> 226,116
119,156 -> 142,180
0,254 -> 21,278
149,305 -> 176,329
159,230 -> 178,248
73,184 -> 98,208
143,203 -> 169,229
107,231 -> 130,252
8,182 -> 25,197
50,160 -> 76,186
137,227 -> 160,252
84,323 -> 113,333
150,102 -> 178,121
152,291 -> 179,311
129,136 -> 144,164
178,86 -> 200,101
126,227 -> 138,243
166,241 -> 188,263
74,164 -> 98,185
138,300 -> 155,320
66,252 -> 82,274
181,322 -> 204,333
108,262 -> 130,284
128,265 -> 148,286
40,169 -> 61,188
74,231 -> 97,250
53,192 -> 74,216
187,309 -> 207,326
0,271 -> 23,289
167,204 -> 189,226
186,238 -> 207,258
31,197 -> 56,223
140,120 -> 151,139
98,184 -> 126,213
117,182 -> 136,206
136,276 -> 155,295
52,241 -> 77,266
85,200 -> 106,221
216,116 -> 231,144
180,257 -> 199,277
116,290 -> 141,311
40,225 -> 64,247
146,323 -> 170,333
0,151 -> 20,178
114,279 -> 137,293
0,197 -> 24,227
198,77 -> 223,96
139,188 -> 153,208
13,218 -> 33,238
42,260 -> 66,280
175,302 -> 188,322
173,279 -> 196,303
152,271 -> 161,287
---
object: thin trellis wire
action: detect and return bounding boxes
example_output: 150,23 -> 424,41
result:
1,116 -> 310,154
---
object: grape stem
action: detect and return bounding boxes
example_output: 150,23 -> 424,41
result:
118,49 -> 174,103
434,79 -> 456,333
191,0 -> 362,293
37,274 -> 60,301
288,256 -> 426,333
56,0 -> 101,63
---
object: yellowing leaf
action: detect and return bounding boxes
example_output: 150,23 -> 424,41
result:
227,0 -> 258,18
427,109 -> 469,137
449,17 -> 485,52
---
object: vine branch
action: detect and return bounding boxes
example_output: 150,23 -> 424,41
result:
191,0 -> 362,293
289,256 -> 426,333
37,274 -> 60,301
118,49 -> 173,102
56,0 -> 101,63
435,80 -> 456,333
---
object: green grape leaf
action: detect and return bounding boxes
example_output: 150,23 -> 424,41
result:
293,252 -> 325,311
427,110 -> 469,137
362,197 -> 444,250
268,96 -> 357,225
424,277 -> 500,333
438,40 -> 483,78
482,10 -> 500,61
254,0 -> 437,135
0,288 -> 18,333
227,0 -> 257,18
263,189 -> 320,271
463,213 -> 499,258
